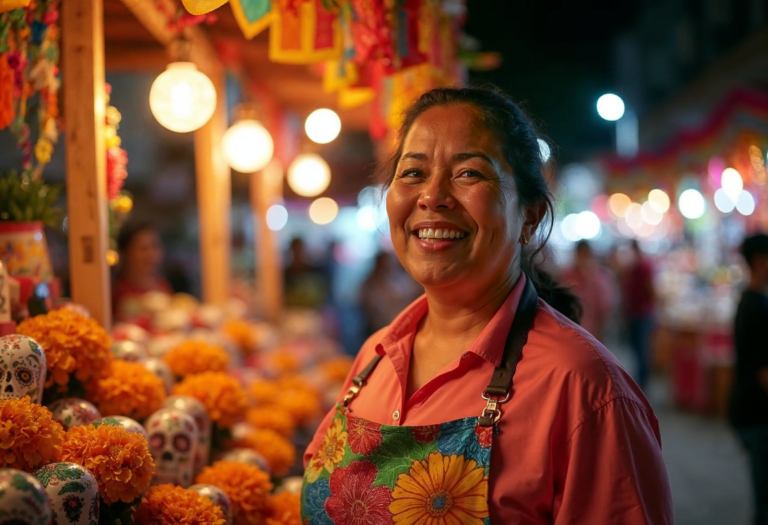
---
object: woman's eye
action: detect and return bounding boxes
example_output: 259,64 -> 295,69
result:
458,169 -> 484,179
398,169 -> 422,179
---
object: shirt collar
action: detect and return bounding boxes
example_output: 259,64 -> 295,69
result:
375,274 -> 528,367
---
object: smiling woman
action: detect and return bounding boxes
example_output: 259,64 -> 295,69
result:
302,87 -> 673,524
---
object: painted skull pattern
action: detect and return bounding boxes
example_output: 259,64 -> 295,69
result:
48,398 -> 101,431
32,462 -> 99,525
162,395 -> 211,476
145,408 -> 198,488
91,416 -> 148,439
189,484 -> 233,525
0,335 -> 46,404
111,340 -> 146,363
219,448 -> 270,474
0,469 -> 52,525
141,358 -> 174,395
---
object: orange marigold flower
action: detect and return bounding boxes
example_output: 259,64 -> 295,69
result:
195,461 -> 272,525
270,350 -> 299,375
276,375 -> 320,397
0,396 -> 64,471
264,493 -> 300,525
58,424 -> 155,505
163,340 -> 230,378
86,360 -> 166,420
174,372 -> 248,429
221,320 -> 259,356
320,356 -> 354,384
248,380 -> 280,406
134,484 -> 225,525
245,407 -> 295,439
17,309 -> 113,388
275,389 -> 321,427
234,429 -> 296,477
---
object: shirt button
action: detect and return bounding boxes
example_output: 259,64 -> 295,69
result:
392,410 -> 400,421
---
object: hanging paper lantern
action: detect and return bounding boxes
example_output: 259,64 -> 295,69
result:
287,154 -> 331,197
149,63 -> 216,133
222,120 -> 274,173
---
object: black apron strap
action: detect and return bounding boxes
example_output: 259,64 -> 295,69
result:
479,276 -> 539,426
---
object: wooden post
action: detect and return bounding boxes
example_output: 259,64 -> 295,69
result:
194,67 -> 231,305
62,0 -> 111,328
251,160 -> 283,322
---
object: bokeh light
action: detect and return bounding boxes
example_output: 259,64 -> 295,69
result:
561,214 -> 581,242
708,157 -> 726,188
305,109 -> 342,144
287,154 -> 332,197
575,211 -> 601,240
714,188 -> 735,213
222,120 -> 274,173
149,62 -> 216,133
640,201 -> 663,225
308,197 -> 339,225
736,190 -> 755,216
596,93 -> 625,121
625,202 -> 643,229
678,189 -> 706,219
721,168 -> 743,201
266,204 -> 288,231
608,193 -> 632,218
648,189 -> 670,213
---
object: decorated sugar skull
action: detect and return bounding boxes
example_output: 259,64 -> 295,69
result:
162,395 -> 211,475
112,323 -> 150,346
48,398 -> 101,430
141,357 -> 174,395
91,415 -> 148,439
153,308 -> 191,333
60,303 -> 90,318
112,340 -> 146,362
145,408 -> 198,487
0,469 -> 52,525
219,448 -> 270,474
190,484 -> 233,525
277,476 -> 305,495
0,334 -> 46,404
32,462 -> 99,525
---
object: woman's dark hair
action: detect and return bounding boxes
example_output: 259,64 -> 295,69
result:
116,221 -> 156,254
376,86 -> 582,323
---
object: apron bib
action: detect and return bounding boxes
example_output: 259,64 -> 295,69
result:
302,277 -> 538,525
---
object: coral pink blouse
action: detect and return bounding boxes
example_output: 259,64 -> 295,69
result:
306,276 -> 673,524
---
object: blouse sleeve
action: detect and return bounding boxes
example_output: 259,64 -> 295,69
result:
553,396 -> 674,524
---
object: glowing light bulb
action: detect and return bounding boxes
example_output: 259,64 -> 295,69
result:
222,120 -> 274,173
305,109 -> 342,144
308,197 -> 339,225
149,62 -> 216,133
287,154 -> 332,197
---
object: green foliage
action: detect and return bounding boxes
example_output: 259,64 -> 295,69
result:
0,171 -> 61,226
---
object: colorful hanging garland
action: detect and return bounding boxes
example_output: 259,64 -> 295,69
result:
0,0 -> 60,177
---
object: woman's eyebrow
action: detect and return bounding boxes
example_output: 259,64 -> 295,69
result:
401,152 -> 427,161
453,152 -> 494,163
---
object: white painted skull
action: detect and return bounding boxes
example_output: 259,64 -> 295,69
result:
189,484 -> 233,525
91,416 -> 149,439
111,340 -> 146,362
0,468 -> 52,525
0,334 -> 46,404
141,357 -> 174,395
219,448 -> 270,475
162,395 -> 211,476
112,323 -> 150,346
145,408 -> 198,488
48,398 -> 101,430
32,462 -> 99,525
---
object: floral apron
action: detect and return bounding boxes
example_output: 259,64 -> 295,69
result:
302,277 -> 538,525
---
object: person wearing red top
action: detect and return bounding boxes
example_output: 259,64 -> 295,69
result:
112,222 -> 171,326
302,87 -> 672,524
623,239 -> 657,390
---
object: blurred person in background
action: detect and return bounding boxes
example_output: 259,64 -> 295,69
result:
284,238 -> 328,309
113,222 -> 171,322
360,251 -> 422,336
562,240 -> 616,342
623,239 -> 657,390
730,233 -> 768,525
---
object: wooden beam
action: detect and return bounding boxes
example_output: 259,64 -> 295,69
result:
63,0 -> 112,327
251,161 -> 283,323
194,67 -> 231,305
104,46 -> 169,71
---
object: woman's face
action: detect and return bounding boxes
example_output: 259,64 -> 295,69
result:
126,229 -> 163,277
386,104 -> 534,293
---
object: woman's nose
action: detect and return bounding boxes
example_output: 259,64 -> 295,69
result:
417,172 -> 455,211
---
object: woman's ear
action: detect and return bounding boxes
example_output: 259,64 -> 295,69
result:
521,200 -> 547,242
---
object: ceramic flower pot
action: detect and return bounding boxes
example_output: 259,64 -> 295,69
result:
0,221 -> 53,282
32,462 -> 99,525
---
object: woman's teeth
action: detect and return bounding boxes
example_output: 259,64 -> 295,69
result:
417,228 -> 467,240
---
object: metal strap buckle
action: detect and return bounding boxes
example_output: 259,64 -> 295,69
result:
482,390 -> 511,404
480,390 -> 510,424
342,383 -> 362,407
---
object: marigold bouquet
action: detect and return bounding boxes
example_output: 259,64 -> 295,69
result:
85,359 -> 165,420
245,407 -> 295,439
221,319 -> 259,356
134,484 -> 225,525
264,493 -> 301,525
0,396 -> 64,471
248,380 -> 280,406
57,423 -> 155,506
163,340 -> 230,378
195,461 -> 273,525
233,428 -> 296,477
174,372 -> 248,429
17,309 -> 113,388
